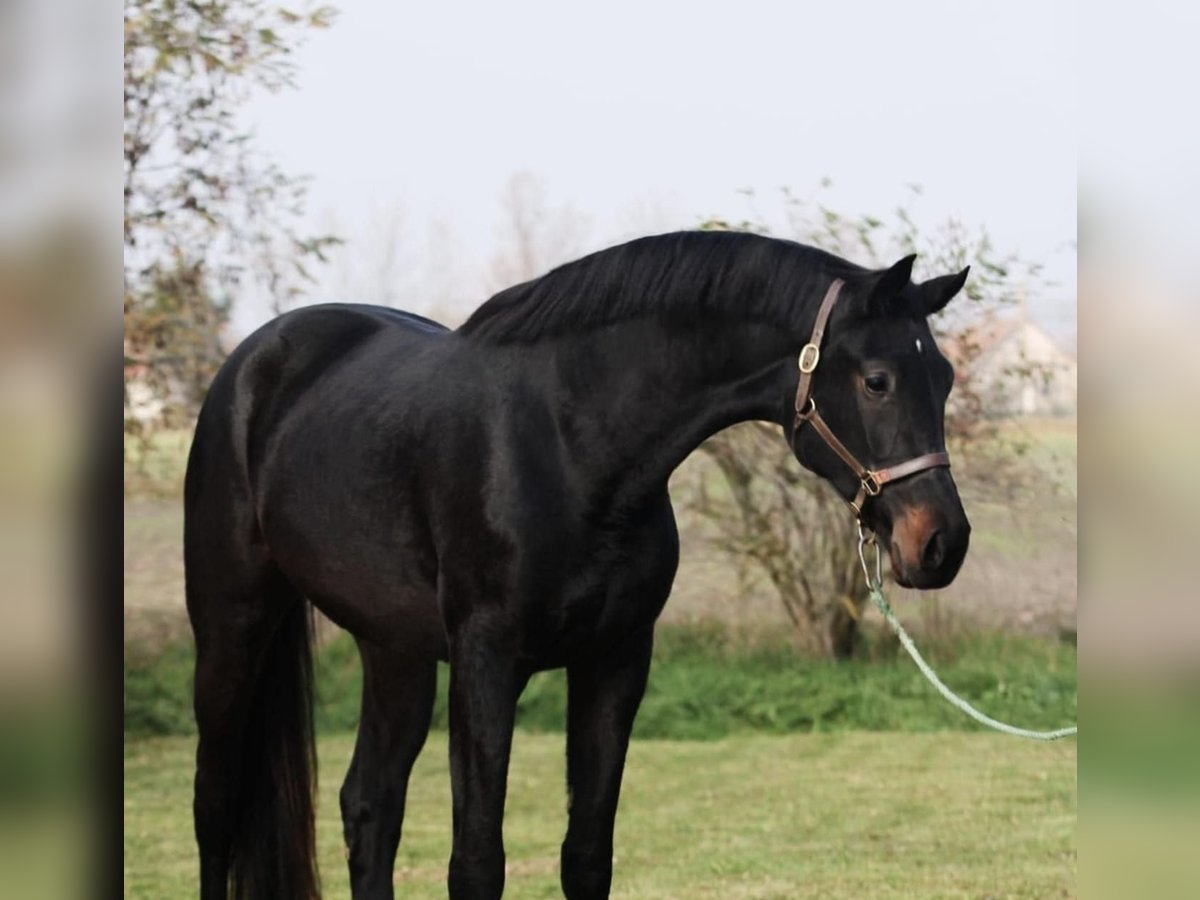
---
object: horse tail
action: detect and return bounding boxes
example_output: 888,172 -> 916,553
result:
229,601 -> 320,900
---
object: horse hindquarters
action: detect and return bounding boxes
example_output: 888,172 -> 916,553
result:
185,408 -> 320,900
184,304 -> 450,899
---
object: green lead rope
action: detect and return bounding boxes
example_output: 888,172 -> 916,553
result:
858,528 -> 1077,742
868,585 -> 1078,741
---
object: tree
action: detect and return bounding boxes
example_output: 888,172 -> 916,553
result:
687,184 -> 1053,657
488,171 -> 590,291
123,0 -> 339,444
322,201 -> 417,309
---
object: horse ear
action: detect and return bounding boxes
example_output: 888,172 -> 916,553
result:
865,254 -> 917,315
915,266 -> 970,315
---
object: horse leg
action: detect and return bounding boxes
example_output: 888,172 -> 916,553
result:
445,613 -> 522,900
340,639 -> 437,900
560,627 -> 654,900
189,561 -> 314,900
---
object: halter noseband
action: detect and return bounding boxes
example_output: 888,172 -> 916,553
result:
791,278 -> 951,518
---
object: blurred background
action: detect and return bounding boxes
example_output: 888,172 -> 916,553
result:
1,0 -> 1194,897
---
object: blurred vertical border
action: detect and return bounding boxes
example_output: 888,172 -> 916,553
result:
1080,3 -> 1200,898
0,0 -> 117,897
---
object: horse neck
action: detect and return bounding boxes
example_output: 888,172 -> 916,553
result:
534,317 -> 802,501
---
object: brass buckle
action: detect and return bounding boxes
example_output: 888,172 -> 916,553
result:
861,472 -> 882,497
798,343 -> 820,374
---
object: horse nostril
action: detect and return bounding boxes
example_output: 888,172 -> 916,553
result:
922,529 -> 945,570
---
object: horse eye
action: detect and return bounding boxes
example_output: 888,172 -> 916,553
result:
864,372 -> 890,395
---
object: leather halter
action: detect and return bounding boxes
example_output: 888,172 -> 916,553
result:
791,278 -> 951,518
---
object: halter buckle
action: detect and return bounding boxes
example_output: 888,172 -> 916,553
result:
798,343 -> 820,373
861,472 -> 882,497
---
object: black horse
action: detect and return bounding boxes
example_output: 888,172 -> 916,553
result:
184,230 -> 971,900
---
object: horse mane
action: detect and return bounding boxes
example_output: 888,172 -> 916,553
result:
457,230 -> 869,344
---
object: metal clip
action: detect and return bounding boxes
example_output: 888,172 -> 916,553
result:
857,523 -> 883,590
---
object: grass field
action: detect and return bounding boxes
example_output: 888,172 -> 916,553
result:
124,731 -> 1076,899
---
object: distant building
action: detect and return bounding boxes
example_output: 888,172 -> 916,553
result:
942,313 -> 1077,418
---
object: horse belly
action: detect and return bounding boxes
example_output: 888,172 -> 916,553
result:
259,474 -> 447,655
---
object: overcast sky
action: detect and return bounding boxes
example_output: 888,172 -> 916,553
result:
238,1 -> 1076,345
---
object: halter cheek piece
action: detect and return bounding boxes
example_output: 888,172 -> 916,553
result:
791,278 -> 951,518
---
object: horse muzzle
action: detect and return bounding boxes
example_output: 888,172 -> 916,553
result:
883,499 -> 971,589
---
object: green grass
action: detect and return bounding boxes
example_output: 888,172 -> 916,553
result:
124,428 -> 192,496
125,624 -> 1077,740
124,730 -> 1076,898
